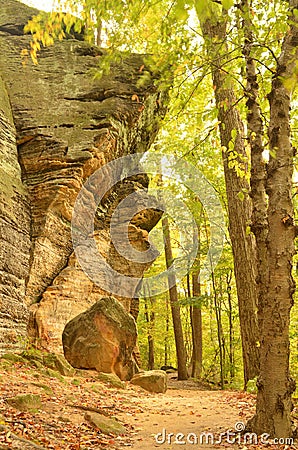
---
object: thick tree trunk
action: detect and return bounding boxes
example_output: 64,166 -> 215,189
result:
247,0 -> 298,437
200,14 -> 259,387
240,2 -> 269,393
162,215 -> 188,380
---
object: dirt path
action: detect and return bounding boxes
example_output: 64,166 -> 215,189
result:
122,390 -> 241,449
119,379 -> 255,450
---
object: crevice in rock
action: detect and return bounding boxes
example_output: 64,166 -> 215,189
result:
74,46 -> 104,57
82,124 -> 111,130
54,124 -> 75,129
0,23 -> 25,36
64,92 -> 110,102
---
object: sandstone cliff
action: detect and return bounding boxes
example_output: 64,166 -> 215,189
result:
0,0 -> 167,353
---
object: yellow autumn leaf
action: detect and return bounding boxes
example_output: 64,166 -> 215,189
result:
283,75 -> 297,92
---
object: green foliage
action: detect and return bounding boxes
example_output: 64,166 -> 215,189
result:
178,294 -> 210,307
222,0 -> 234,10
194,0 -> 212,20
24,11 -> 84,64
246,377 -> 258,394
138,251 -> 243,386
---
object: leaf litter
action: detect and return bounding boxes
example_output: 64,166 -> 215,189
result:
0,358 -> 297,449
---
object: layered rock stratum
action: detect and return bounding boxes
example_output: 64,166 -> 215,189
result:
0,0 -> 167,353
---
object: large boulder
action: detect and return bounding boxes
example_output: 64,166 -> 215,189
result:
62,297 -> 137,380
130,370 -> 168,393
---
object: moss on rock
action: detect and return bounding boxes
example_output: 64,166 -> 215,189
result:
6,394 -> 42,412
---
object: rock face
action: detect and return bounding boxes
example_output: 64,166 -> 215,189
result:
63,297 -> 137,380
0,75 -> 31,352
0,0 -> 167,353
130,370 -> 168,393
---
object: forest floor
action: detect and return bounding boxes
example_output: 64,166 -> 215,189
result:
0,356 -> 297,450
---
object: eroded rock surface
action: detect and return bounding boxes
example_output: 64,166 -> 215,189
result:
0,76 -> 31,351
0,0 -> 167,353
62,297 -> 137,380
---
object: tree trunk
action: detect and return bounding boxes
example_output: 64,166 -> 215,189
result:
144,297 -> 155,370
199,12 -> 259,388
241,0 -> 268,310
164,295 -> 170,366
226,271 -> 235,380
96,18 -> 102,46
191,271 -> 203,379
246,0 -> 298,437
162,215 -> 188,380
211,270 -> 224,389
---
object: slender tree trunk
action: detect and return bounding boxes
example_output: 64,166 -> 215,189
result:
199,11 -> 259,388
245,0 -> 297,437
164,295 -> 169,366
188,273 -> 194,371
96,18 -> 102,46
162,215 -> 188,380
191,271 -> 203,379
144,297 -> 155,370
226,271 -> 234,380
190,209 -> 203,379
211,271 -> 224,389
187,272 -> 191,299
187,272 -> 193,369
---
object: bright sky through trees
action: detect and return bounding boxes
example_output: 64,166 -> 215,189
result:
20,0 -> 54,11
